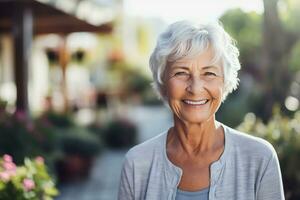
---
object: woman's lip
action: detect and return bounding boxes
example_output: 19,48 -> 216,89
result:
182,99 -> 209,105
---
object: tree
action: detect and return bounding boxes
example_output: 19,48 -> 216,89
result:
261,0 -> 300,121
220,0 -> 300,123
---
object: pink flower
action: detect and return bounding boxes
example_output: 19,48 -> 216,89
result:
15,110 -> 26,121
35,156 -> 44,165
0,171 -> 11,182
1,154 -> 16,176
3,162 -> 16,171
23,178 -> 35,191
3,154 -> 13,163
7,170 -> 16,177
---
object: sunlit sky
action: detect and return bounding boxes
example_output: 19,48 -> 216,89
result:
124,0 -> 263,23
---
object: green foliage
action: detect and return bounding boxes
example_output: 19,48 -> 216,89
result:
125,70 -> 151,95
0,100 -> 7,111
220,2 -> 300,123
87,123 -> 105,138
38,112 -> 102,157
61,127 -> 102,157
280,0 -> 300,34
33,118 -> 60,156
0,155 -> 58,200
237,109 -> 300,199
112,63 -> 152,96
54,126 -> 102,182
36,113 -> 103,183
141,89 -> 164,106
217,91 -> 247,127
218,9 -> 264,126
0,112 -> 44,165
289,41 -> 300,71
103,119 -> 137,149
220,9 -> 262,66
41,112 -> 74,128
0,109 -> 103,184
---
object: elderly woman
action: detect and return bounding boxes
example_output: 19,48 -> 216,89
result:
118,21 -> 284,200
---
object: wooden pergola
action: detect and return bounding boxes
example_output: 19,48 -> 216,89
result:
0,0 -> 114,114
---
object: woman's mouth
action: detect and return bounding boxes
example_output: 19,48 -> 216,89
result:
182,99 -> 209,106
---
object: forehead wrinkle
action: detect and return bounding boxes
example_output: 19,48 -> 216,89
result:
202,65 -> 221,71
168,59 -> 191,70
170,63 -> 212,73
168,51 -> 223,74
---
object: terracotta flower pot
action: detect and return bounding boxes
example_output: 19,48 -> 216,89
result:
56,154 -> 94,183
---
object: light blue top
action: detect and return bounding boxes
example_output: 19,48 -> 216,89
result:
118,123 -> 285,200
175,187 -> 209,200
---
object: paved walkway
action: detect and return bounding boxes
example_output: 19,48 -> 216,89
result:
55,105 -> 172,200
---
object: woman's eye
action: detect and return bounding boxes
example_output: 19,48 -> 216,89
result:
175,72 -> 189,76
204,72 -> 217,76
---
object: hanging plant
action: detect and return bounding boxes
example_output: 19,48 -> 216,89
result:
45,48 -> 59,66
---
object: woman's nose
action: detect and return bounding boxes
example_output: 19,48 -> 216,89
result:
186,76 -> 206,94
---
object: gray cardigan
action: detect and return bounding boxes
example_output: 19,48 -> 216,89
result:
118,124 -> 285,200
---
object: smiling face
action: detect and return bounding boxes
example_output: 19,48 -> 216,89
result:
163,48 -> 224,124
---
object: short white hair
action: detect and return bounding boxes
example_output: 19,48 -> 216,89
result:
149,20 -> 241,102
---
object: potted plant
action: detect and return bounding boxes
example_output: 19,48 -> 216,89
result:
0,154 -> 58,200
103,118 -> 137,149
55,127 -> 102,182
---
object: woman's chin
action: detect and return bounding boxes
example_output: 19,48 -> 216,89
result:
179,113 -> 213,124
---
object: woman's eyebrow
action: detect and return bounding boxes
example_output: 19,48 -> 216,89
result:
202,65 -> 219,70
171,66 -> 190,70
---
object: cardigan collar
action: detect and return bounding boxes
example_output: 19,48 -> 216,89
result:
160,122 -> 232,188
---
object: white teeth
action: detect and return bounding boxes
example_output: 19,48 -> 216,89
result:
183,99 -> 208,105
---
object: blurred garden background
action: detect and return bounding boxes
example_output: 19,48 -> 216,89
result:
0,0 -> 299,199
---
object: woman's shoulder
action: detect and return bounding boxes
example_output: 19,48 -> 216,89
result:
224,125 -> 277,158
124,130 -> 167,163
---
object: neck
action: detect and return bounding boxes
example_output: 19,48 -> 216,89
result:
169,115 -> 222,155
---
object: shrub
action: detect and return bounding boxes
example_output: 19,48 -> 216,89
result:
61,127 -> 102,157
40,112 -> 74,128
0,111 -> 44,165
237,110 -> 300,200
103,118 -> 137,149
